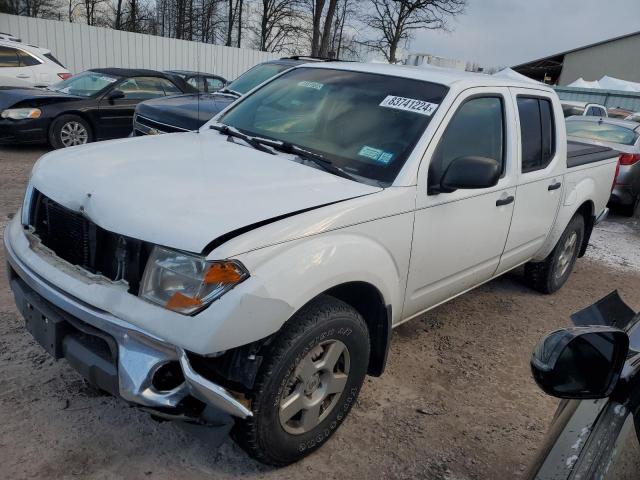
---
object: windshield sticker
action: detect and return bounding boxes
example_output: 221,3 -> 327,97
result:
379,95 -> 438,116
98,76 -> 117,83
297,81 -> 324,90
358,146 -> 394,165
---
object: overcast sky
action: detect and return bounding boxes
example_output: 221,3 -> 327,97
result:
410,0 -> 640,68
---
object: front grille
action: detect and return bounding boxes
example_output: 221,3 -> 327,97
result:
29,190 -> 151,293
134,114 -> 189,135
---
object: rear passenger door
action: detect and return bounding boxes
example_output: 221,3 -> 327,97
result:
497,91 -> 564,274
0,45 -> 34,85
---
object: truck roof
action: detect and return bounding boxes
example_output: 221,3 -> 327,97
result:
303,61 -> 556,92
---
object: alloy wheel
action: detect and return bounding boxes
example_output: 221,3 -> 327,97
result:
60,121 -> 89,147
279,339 -> 350,435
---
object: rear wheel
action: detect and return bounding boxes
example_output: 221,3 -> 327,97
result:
49,114 -> 92,149
232,295 -> 370,466
524,214 -> 585,294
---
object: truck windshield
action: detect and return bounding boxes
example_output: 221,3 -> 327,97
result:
219,67 -> 448,184
226,63 -> 292,94
567,120 -> 639,145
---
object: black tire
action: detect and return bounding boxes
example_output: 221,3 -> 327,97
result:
232,295 -> 370,466
49,114 -> 93,149
524,214 -> 585,294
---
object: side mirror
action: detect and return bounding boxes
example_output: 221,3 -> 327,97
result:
108,90 -> 125,102
531,326 -> 629,399
436,156 -> 500,194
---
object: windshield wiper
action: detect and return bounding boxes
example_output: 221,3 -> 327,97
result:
211,124 -> 357,182
267,141 -> 358,182
217,87 -> 242,98
211,124 -> 276,155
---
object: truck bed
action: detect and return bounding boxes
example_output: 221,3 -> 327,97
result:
567,141 -> 618,168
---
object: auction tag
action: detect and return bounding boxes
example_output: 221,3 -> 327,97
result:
297,81 -> 324,90
379,95 -> 438,116
358,146 -> 394,165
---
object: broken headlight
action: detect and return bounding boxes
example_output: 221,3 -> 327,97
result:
140,246 -> 249,315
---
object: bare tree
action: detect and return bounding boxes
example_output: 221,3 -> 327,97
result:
82,0 -> 106,24
252,0 -> 301,52
363,0 -> 465,63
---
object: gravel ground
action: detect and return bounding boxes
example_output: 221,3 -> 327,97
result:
1,145 -> 639,480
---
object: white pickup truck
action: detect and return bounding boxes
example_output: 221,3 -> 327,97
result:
5,62 -> 618,465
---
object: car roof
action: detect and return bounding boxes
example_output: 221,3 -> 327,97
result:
298,61 -> 556,91
89,67 -> 174,79
166,69 -> 222,77
566,115 -> 640,130
0,39 -> 51,55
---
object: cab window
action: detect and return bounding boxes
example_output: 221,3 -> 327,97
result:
518,96 -> 556,173
429,96 -> 505,189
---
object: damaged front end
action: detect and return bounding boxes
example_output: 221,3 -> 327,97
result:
5,231 -> 256,427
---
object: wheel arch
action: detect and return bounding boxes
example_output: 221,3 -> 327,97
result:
323,281 -> 392,377
574,200 -> 595,257
532,199 -> 595,262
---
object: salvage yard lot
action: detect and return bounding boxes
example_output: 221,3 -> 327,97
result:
1,145 -> 639,480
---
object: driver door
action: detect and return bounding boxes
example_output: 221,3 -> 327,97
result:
402,88 -> 518,320
98,76 -> 179,139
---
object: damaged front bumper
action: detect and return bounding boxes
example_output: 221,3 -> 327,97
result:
4,227 -> 252,421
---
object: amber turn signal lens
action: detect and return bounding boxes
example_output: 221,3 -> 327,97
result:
166,292 -> 203,310
204,263 -> 244,284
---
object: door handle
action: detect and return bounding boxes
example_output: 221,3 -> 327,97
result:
16,74 -> 30,78
548,182 -> 562,191
496,196 -> 514,207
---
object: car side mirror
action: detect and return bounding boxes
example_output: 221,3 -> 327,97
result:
531,326 -> 629,399
434,156 -> 500,194
108,90 -> 125,102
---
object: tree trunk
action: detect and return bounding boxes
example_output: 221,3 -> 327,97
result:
115,0 -> 123,29
310,0 -> 325,56
236,0 -> 243,47
318,0 -> 338,57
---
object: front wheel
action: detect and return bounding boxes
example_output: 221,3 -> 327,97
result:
232,295 -> 370,466
49,114 -> 93,149
524,214 -> 585,294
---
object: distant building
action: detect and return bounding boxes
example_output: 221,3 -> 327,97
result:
512,31 -> 640,85
405,53 -> 467,71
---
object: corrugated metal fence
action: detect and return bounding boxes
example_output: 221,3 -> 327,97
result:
0,14 -> 279,80
554,86 -> 640,112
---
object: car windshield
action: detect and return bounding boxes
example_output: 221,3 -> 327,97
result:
562,104 -> 585,117
219,67 -> 449,184
49,71 -> 118,97
567,120 -> 639,145
226,63 -> 292,94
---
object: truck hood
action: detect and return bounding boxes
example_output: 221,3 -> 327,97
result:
135,93 -> 236,131
30,131 -> 381,254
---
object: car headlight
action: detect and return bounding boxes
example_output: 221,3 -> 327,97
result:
140,246 -> 249,315
1,108 -> 42,120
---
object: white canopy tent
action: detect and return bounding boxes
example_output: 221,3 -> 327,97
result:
566,76 -> 640,92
